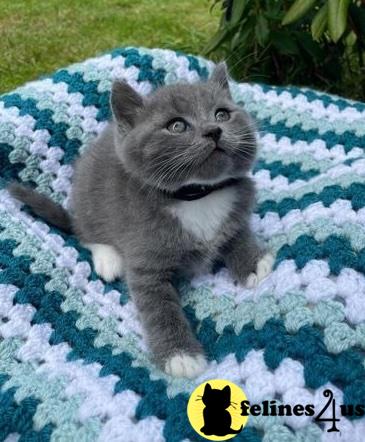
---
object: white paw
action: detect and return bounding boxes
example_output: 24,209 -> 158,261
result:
165,353 -> 207,378
246,253 -> 274,289
87,243 -> 124,282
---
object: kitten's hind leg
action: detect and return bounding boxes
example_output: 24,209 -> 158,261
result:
86,243 -> 124,282
246,253 -> 274,288
165,353 -> 207,378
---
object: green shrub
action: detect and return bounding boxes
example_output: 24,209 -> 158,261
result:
206,0 -> 365,98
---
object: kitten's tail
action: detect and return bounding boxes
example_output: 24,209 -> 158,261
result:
8,182 -> 73,233
229,425 -> 243,434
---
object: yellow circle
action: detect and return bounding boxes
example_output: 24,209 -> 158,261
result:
187,379 -> 249,441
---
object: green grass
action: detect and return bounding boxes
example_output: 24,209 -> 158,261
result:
0,0 -> 220,93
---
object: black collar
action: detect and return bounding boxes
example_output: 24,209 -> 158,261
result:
164,177 -> 241,201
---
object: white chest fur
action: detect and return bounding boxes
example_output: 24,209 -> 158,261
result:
168,187 -> 237,242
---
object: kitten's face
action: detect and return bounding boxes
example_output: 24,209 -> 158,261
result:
202,383 -> 231,409
111,64 -> 257,191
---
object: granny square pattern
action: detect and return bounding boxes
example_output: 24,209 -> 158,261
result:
1,47 -> 365,442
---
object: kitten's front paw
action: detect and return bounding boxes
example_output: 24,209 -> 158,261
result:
165,353 -> 207,378
87,243 -> 124,282
246,253 -> 274,288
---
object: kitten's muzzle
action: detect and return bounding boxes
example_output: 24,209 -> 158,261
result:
203,126 -> 222,143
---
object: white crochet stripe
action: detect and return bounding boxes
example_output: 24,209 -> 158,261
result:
240,351 -> 365,441
98,398 -> 165,442
0,101 -> 37,135
236,82 -> 365,123
253,203 -> 365,251
256,160 -> 365,201
254,199 -> 365,239
321,420 -> 365,442
3,435 -> 20,442
259,133 -> 364,162
147,47 -> 213,83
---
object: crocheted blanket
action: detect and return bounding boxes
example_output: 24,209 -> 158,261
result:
1,47 -> 365,442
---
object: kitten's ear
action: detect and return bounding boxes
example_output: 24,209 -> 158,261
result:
209,62 -> 230,92
222,385 -> 231,398
110,80 -> 144,127
204,383 -> 212,394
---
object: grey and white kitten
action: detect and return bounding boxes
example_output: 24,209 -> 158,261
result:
9,63 -> 273,378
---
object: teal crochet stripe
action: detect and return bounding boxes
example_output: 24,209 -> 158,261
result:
253,158 -> 319,183
0,374 -> 54,441
258,182 -> 365,217
254,116 -> 365,153
1,47 -> 365,441
276,234 -> 365,275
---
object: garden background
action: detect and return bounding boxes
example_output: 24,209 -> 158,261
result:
2,0 -> 364,99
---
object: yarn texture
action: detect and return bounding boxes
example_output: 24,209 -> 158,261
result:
1,47 -> 365,442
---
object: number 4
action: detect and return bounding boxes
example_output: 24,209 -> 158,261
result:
315,389 -> 340,432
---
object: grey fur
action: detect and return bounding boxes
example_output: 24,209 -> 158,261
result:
9,64 -> 265,373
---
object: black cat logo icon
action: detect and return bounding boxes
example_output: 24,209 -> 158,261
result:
187,379 -> 249,441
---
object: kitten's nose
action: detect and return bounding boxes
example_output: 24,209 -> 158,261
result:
203,127 -> 222,143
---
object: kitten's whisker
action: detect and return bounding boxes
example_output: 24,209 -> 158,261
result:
164,155 -> 194,186
147,150 -> 193,193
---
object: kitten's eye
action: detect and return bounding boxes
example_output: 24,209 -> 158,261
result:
215,109 -> 230,122
167,118 -> 187,133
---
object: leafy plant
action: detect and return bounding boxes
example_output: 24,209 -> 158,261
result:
206,0 -> 365,98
